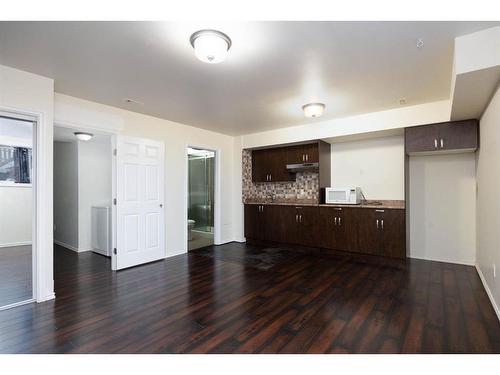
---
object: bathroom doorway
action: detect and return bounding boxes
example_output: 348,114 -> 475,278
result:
187,147 -> 215,251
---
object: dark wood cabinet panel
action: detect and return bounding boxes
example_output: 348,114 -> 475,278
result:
437,120 -> 478,152
302,143 -> 319,163
285,143 -> 319,164
405,124 -> 442,154
244,204 -> 262,240
355,208 -> 382,255
252,148 -> 294,183
380,209 -> 406,258
319,207 -> 353,252
405,119 -> 478,155
295,206 -> 319,247
354,208 -> 405,259
251,150 -> 269,183
244,204 -> 406,259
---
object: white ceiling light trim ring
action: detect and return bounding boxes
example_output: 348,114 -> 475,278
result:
302,103 -> 326,118
190,29 -> 232,64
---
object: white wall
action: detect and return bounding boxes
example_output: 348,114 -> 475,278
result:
0,186 -> 32,247
476,85 -> 500,319
55,93 -> 236,257
0,64 -> 54,302
409,153 -> 477,265
77,139 -> 112,252
53,141 -> 79,250
331,136 -> 404,200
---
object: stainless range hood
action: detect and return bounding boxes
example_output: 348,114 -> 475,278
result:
286,162 -> 319,172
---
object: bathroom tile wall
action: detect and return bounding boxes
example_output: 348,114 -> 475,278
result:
242,149 -> 319,201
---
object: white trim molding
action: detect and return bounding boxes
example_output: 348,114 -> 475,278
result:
476,265 -> 500,322
409,255 -> 476,267
0,241 -> 32,248
54,240 -> 91,253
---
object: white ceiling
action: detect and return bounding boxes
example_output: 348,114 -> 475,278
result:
53,126 -> 110,144
0,21 -> 498,136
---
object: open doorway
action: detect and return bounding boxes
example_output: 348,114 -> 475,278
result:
0,114 -> 35,309
187,147 -> 215,251
53,126 -> 113,262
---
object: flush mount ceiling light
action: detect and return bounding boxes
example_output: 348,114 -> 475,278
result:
302,103 -> 326,118
74,132 -> 94,141
190,29 -> 232,64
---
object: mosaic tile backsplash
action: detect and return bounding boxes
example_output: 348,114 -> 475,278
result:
242,149 -> 319,202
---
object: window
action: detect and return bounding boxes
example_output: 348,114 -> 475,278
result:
0,145 -> 32,184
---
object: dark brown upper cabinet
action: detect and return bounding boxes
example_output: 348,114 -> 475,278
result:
252,148 -> 294,183
405,119 -> 478,155
286,143 -> 319,164
250,141 -> 330,184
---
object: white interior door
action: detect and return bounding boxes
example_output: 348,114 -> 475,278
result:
116,135 -> 165,270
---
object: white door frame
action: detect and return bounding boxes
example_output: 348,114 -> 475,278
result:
0,108 -> 39,309
185,144 -> 221,252
54,121 -> 118,271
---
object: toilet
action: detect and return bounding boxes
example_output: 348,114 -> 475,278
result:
188,219 -> 195,241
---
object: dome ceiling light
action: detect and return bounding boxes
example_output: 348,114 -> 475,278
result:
302,103 -> 326,118
189,29 -> 232,64
74,132 -> 94,141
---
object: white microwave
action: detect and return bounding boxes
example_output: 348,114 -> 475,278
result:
325,187 -> 362,205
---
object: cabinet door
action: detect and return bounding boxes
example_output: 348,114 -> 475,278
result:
285,145 -> 305,164
356,209 -> 382,255
319,207 -> 348,251
268,148 -> 294,182
280,206 -> 300,245
296,206 -> 319,247
438,120 -> 478,152
380,209 -> 406,258
252,150 -> 269,182
263,205 -> 285,243
405,124 -> 441,154
302,143 -> 319,163
244,205 -> 262,240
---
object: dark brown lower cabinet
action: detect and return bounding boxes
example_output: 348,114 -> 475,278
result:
319,207 -> 354,252
244,204 -> 406,259
354,208 -> 406,258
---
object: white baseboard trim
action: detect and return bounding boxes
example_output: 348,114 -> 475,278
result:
475,265 -> 500,323
409,255 -> 475,266
54,240 -> 92,253
0,298 -> 35,311
0,241 -> 32,248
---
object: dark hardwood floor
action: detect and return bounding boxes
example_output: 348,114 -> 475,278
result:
0,243 -> 499,353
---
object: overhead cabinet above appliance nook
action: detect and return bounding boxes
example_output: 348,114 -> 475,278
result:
404,119 -> 479,155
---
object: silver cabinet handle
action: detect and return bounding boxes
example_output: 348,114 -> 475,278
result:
375,209 -> 385,213
376,219 -> 379,229
440,138 -> 444,148
338,217 -> 342,226
434,139 -> 438,149
299,214 -> 302,223
269,174 -> 272,181
334,217 -> 337,225
295,214 -> 298,223
306,154 -> 308,161
381,219 -> 384,230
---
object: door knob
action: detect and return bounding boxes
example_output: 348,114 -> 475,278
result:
160,204 -> 163,208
